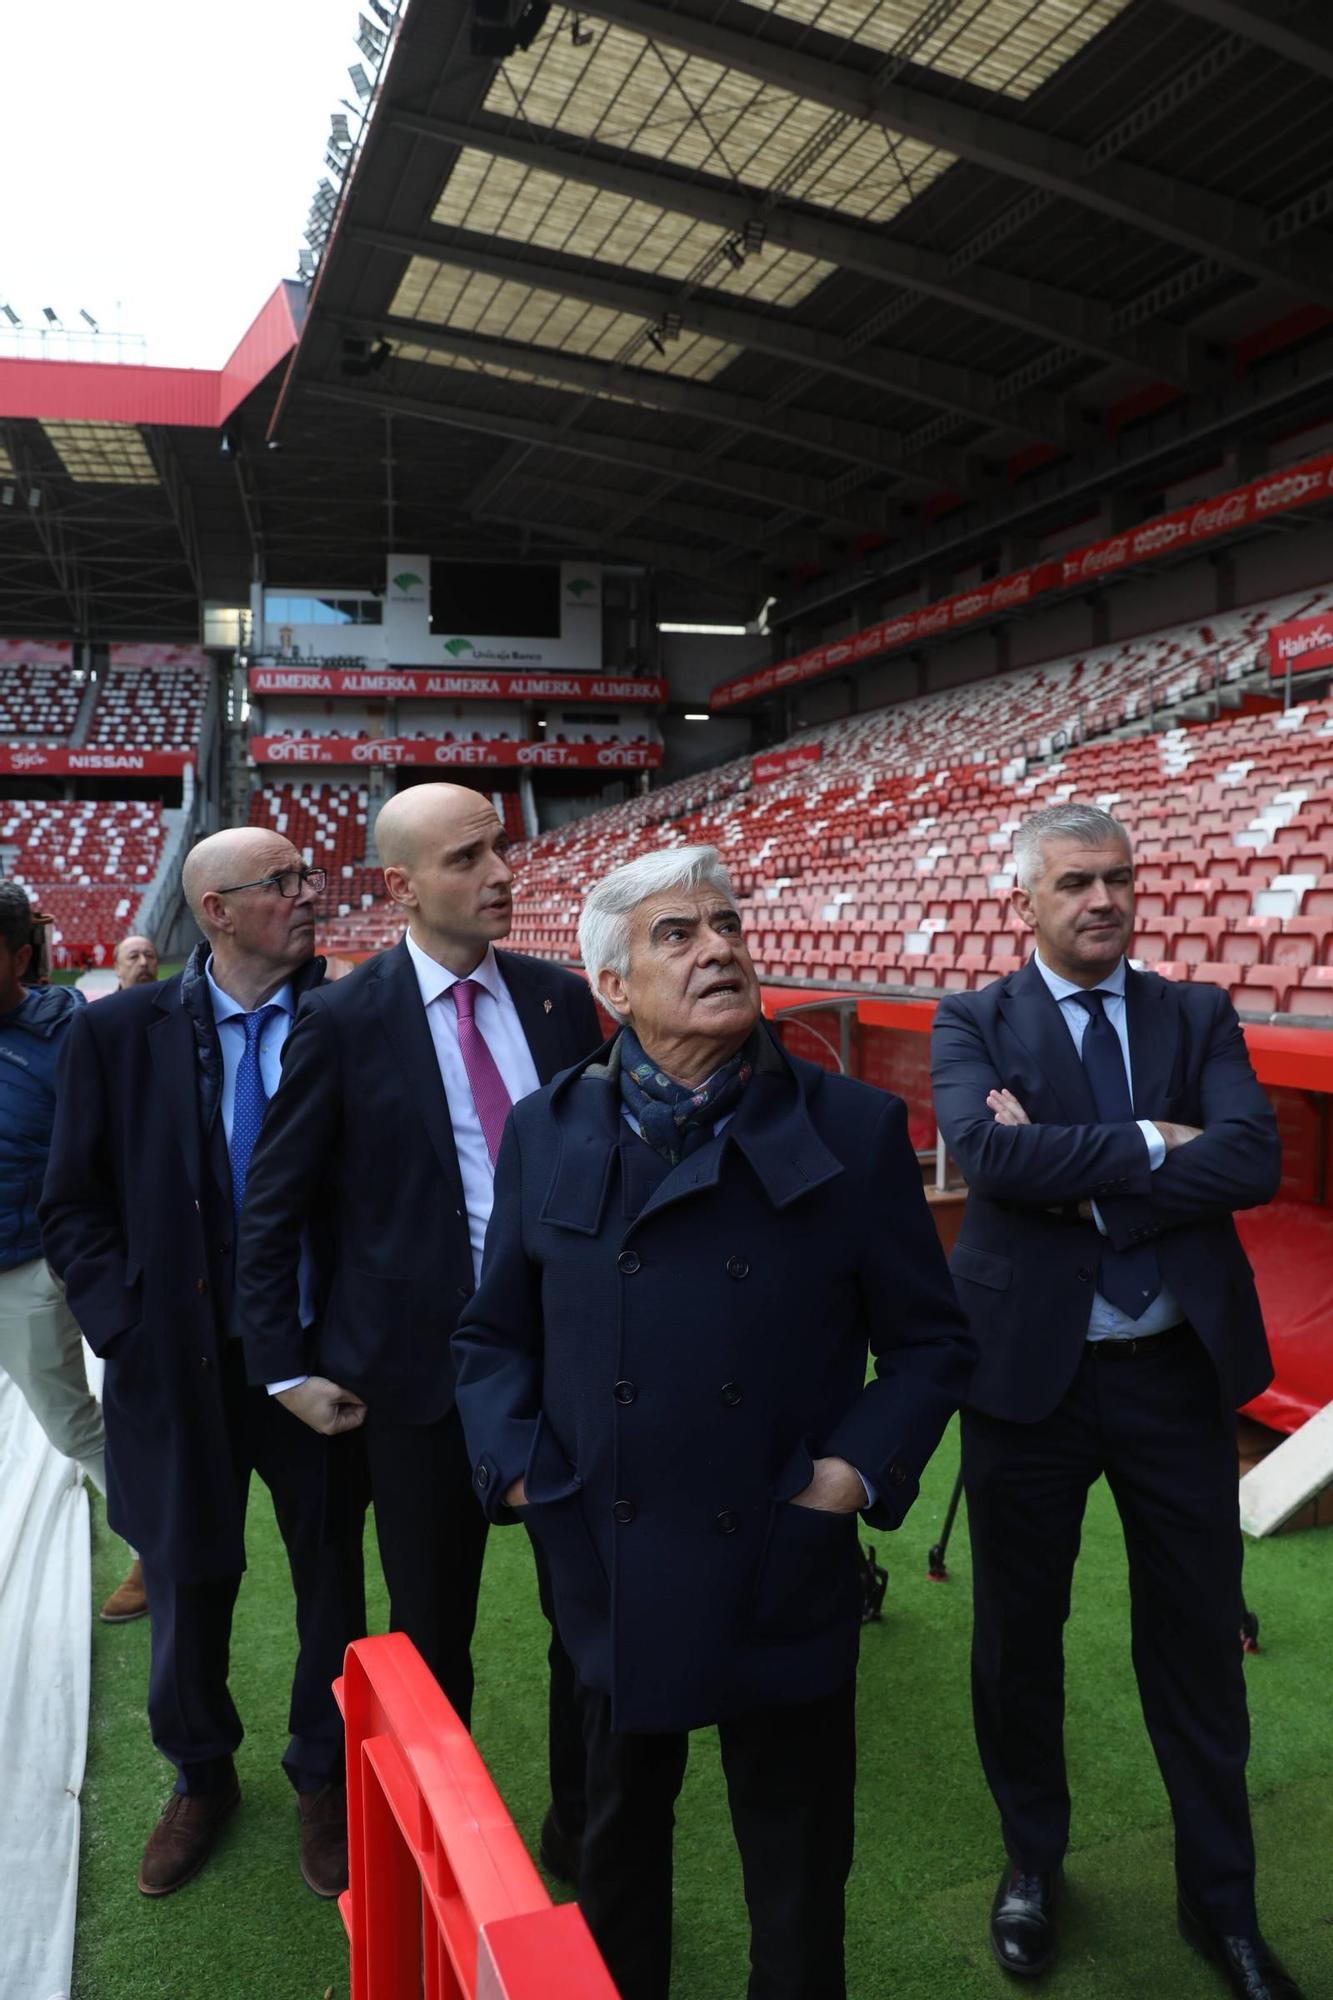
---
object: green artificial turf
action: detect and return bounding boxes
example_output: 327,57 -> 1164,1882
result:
75,1423 -> 1333,1998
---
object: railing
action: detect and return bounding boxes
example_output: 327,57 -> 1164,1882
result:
336,1633 -> 618,2000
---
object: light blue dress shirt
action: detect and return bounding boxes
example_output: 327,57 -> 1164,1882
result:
1031,953 -> 1185,1341
205,961 -> 316,1339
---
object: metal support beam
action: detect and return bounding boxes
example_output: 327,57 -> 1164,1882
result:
476,503 -> 764,591
344,312 -> 968,487
387,107 -> 1198,384
1165,0 -> 1333,80
305,381 -> 892,534
573,0 -> 1333,304
349,224 -> 1080,443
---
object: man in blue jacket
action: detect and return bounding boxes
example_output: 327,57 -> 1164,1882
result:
453,844 -> 973,2000
0,880 -> 142,1621
930,801 -> 1301,2000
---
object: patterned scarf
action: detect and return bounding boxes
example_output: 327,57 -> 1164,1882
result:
619,1027 -> 755,1166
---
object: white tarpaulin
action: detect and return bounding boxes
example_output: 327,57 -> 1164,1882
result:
0,1365 -> 90,2000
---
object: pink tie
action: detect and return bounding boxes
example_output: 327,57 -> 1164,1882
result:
450,977 -> 514,1167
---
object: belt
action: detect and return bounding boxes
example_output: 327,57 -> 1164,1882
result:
1086,1321 -> 1191,1360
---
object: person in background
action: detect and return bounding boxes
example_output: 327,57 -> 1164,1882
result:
236,782 -> 602,1886
930,801 -> 1301,2000
453,845 -> 973,2000
113,934 -> 159,987
41,831 -> 365,1902
0,881 -> 144,1622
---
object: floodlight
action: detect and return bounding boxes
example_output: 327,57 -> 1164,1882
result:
357,13 -> 386,55
298,249 -> 316,277
331,113 -> 352,143
27,487 -> 41,508
219,430 -> 236,458
1,304 -> 19,326
42,306 -> 59,325
742,218 -> 766,255
722,237 -> 745,271
662,311 -> 681,341
368,0 -> 395,24
79,308 -> 100,330
325,146 -> 348,174
349,62 -> 373,97
647,328 -> 666,356
571,13 -> 594,42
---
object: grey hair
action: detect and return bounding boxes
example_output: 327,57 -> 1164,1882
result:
578,844 -> 737,1019
1013,802 -> 1132,892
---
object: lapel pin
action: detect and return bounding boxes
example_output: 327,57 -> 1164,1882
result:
543,998 -> 553,1014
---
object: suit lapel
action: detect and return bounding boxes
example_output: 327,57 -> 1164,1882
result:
998,957 -> 1099,1122
1124,965 -> 1178,1116
146,985 -> 207,1206
374,941 -> 466,1208
497,949 -> 572,1084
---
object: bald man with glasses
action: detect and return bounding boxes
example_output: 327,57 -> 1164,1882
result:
41,829 -> 366,1904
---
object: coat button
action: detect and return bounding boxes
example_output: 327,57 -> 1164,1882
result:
476,1465 -> 490,1489
719,1381 -> 743,1407
725,1256 -> 749,1280
889,1464 -> 907,1486
613,1380 -> 637,1405
612,1498 -> 636,1524
195,1276 -> 208,1294
618,1251 -> 641,1275
716,1509 -> 740,1535
1076,1266 -> 1094,1283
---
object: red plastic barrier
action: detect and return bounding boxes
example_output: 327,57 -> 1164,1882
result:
335,1633 -> 618,2000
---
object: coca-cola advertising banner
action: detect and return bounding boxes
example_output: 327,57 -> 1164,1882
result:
1268,616 -> 1333,679
0,747 -> 191,775
712,449 -> 1333,710
248,666 -> 666,704
0,639 -> 74,665
752,743 -> 824,784
249,736 -> 662,771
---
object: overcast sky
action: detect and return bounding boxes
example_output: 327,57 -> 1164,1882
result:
1,0 -> 371,368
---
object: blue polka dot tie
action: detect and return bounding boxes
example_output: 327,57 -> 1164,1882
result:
230,1004 -> 278,1222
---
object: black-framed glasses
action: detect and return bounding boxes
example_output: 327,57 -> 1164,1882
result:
215,866 -> 327,899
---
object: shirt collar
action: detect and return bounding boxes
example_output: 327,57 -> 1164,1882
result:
204,956 -> 297,1026
404,929 -> 504,1009
1033,950 -> 1127,1006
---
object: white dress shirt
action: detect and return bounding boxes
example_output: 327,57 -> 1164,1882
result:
1032,952 -> 1185,1340
404,930 -> 541,1284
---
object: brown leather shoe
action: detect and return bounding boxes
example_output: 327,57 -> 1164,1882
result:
99,1558 -> 148,1623
298,1783 -> 348,1898
138,1779 -> 240,1896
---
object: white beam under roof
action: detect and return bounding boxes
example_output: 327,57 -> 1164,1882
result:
564,0 -> 1333,304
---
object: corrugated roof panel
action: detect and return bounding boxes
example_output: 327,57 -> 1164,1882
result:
485,21 -> 951,224
748,0 -> 1132,101
388,339 -> 637,404
40,422 -> 160,485
436,150 -> 834,308
390,257 -> 740,379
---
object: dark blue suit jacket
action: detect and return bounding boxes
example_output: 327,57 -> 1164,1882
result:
930,958 -> 1281,1422
452,1032 -> 974,1734
235,939 -> 602,1421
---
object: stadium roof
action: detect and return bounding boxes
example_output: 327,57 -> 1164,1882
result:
3,0 -> 1333,642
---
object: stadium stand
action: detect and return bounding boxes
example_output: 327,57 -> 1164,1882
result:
85,660 -> 208,753
1,801 -> 166,967
0,654 -> 82,743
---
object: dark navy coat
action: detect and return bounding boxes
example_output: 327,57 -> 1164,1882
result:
0,983 -> 82,1270
930,958 -> 1281,1422
39,947 -> 332,1580
452,1031 -> 973,1734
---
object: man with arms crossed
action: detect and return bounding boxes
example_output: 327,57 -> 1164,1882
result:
236,781 -> 601,1880
930,801 -> 1301,2000
41,832 -> 365,1899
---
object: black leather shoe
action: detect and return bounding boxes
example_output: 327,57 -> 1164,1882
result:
538,1805 -> 582,1886
1178,1897 -> 1306,1999
990,1864 -> 1058,1976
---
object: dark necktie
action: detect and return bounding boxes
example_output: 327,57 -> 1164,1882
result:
230,1004 -> 279,1221
1070,990 -> 1161,1320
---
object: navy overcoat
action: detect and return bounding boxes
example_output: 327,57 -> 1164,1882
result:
453,1031 -> 973,1734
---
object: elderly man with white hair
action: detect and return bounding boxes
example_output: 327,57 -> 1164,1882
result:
454,844 -> 973,2000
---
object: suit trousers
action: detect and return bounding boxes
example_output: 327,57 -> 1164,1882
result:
143,1341 -> 366,1795
962,1325 -> 1257,1931
576,1679 -> 857,2000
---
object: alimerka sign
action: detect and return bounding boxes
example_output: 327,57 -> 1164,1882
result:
248,667 -> 666,704
0,747 -> 191,775
249,736 -> 663,770
713,449 -> 1333,709
1268,617 -> 1333,679
752,744 -> 823,784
